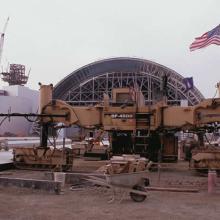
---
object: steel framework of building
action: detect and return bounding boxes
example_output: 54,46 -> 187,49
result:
54,57 -> 204,106
1,64 -> 28,86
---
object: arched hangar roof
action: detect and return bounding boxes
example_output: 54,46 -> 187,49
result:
54,57 -> 204,106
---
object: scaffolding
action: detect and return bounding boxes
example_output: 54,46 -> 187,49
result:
1,64 -> 29,86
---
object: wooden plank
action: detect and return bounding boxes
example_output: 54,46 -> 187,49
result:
145,186 -> 199,193
106,164 -> 114,175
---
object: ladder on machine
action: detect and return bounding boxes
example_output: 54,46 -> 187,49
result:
134,113 -> 151,157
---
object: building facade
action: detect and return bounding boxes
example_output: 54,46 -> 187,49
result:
0,85 -> 39,136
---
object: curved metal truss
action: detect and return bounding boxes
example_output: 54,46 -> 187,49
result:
54,57 -> 204,106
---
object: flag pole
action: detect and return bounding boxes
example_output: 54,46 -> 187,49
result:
217,82 -> 220,98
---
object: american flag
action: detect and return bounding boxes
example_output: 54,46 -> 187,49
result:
190,24 -> 220,51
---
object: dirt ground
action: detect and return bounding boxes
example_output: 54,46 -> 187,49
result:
0,161 -> 220,220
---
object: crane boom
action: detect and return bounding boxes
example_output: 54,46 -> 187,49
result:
0,17 -> 9,65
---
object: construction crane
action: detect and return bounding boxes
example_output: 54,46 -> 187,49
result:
0,17 -> 30,86
0,17 -> 9,66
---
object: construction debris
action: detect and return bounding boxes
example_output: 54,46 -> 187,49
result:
105,154 -> 150,175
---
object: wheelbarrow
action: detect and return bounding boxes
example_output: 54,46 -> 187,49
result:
86,171 -> 149,202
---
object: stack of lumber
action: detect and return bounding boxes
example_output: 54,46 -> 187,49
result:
105,154 -> 149,175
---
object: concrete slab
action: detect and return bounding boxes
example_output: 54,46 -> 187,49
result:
0,177 -> 61,194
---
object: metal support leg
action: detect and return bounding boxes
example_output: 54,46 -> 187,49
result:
40,123 -> 49,148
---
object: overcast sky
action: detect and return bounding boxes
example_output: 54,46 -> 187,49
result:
0,0 -> 220,98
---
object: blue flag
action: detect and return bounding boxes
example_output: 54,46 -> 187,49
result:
183,77 -> 194,91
